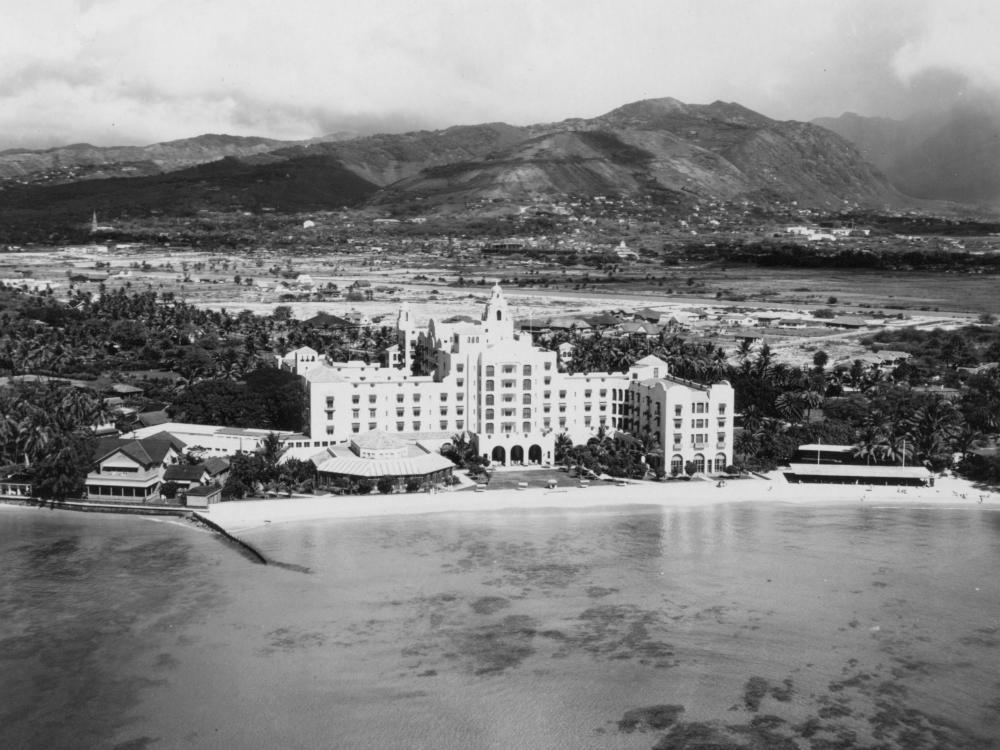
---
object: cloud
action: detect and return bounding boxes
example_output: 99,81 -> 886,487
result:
0,0 -> 990,147
893,2 -> 1000,93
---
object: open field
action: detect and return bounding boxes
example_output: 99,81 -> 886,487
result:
0,243 -> 991,372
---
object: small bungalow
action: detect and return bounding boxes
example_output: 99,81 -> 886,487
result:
163,463 -> 210,489
183,484 -> 222,509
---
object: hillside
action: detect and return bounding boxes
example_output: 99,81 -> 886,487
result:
273,122 -> 529,186
0,155 -> 379,242
370,98 -> 903,209
814,105 -> 1000,204
0,97 -> 909,226
0,134 -> 301,185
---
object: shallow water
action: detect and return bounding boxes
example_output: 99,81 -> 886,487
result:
2,502 -> 1000,749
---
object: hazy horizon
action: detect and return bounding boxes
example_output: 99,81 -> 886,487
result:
2,0 -> 997,150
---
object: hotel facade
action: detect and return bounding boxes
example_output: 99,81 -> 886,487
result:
280,285 -> 734,473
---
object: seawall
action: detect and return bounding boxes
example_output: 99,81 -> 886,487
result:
0,497 -> 268,564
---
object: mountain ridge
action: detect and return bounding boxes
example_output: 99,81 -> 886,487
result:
0,97 -> 908,221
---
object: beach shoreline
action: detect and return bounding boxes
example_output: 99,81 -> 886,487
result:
201,473 -> 1000,534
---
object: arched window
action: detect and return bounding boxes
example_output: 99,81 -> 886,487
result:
486,409 -> 494,420
497,310 -> 502,321
486,365 -> 495,376
486,380 -> 494,391
670,454 -> 684,475
485,394 -> 494,405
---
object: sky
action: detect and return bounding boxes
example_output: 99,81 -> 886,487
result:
1,0 -> 997,149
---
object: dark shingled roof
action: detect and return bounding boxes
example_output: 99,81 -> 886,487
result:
138,410 -> 170,427
202,457 -> 230,476
304,311 -> 354,328
93,433 -> 186,467
164,464 -> 207,482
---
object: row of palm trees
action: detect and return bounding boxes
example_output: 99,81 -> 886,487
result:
544,326 -> 988,474
0,286 -> 398,385
0,383 -> 113,466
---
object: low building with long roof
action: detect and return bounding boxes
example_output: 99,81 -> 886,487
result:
310,430 -> 455,492
783,444 -> 932,486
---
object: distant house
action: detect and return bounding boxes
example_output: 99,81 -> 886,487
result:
85,433 -> 186,503
303,312 -> 354,329
633,308 -> 665,323
754,314 -> 783,328
546,317 -> 592,334
618,321 -> 661,338
823,316 -> 872,329
584,312 -> 621,328
720,313 -> 756,327
165,458 -> 230,502
341,310 -> 371,327
613,240 -> 639,260
107,383 -> 144,398
137,410 -> 170,428
163,463 -> 210,489
202,456 -> 231,486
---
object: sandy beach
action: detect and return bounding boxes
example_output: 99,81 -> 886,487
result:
205,472 -> 1000,534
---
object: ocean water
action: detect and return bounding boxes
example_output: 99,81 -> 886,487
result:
2,502 -> 1000,749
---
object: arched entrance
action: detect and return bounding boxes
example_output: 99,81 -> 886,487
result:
693,453 -> 705,473
491,446 -> 506,465
714,453 -> 727,472
510,445 -> 525,465
528,444 -> 542,464
670,454 -> 684,475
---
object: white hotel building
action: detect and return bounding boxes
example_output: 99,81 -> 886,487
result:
280,285 -> 734,473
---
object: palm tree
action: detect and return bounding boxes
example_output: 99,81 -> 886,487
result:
775,392 -> 805,423
877,434 -> 912,466
554,432 -> 574,464
906,398 -> 963,464
258,432 -> 287,481
735,339 -> 755,371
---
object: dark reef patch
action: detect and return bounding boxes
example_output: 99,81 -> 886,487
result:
585,586 -> 619,598
617,704 -> 685,732
469,596 -> 510,615
453,614 -> 540,675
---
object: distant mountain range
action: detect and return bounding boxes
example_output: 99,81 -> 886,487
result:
814,104 -> 1000,205
0,97 -> 911,225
